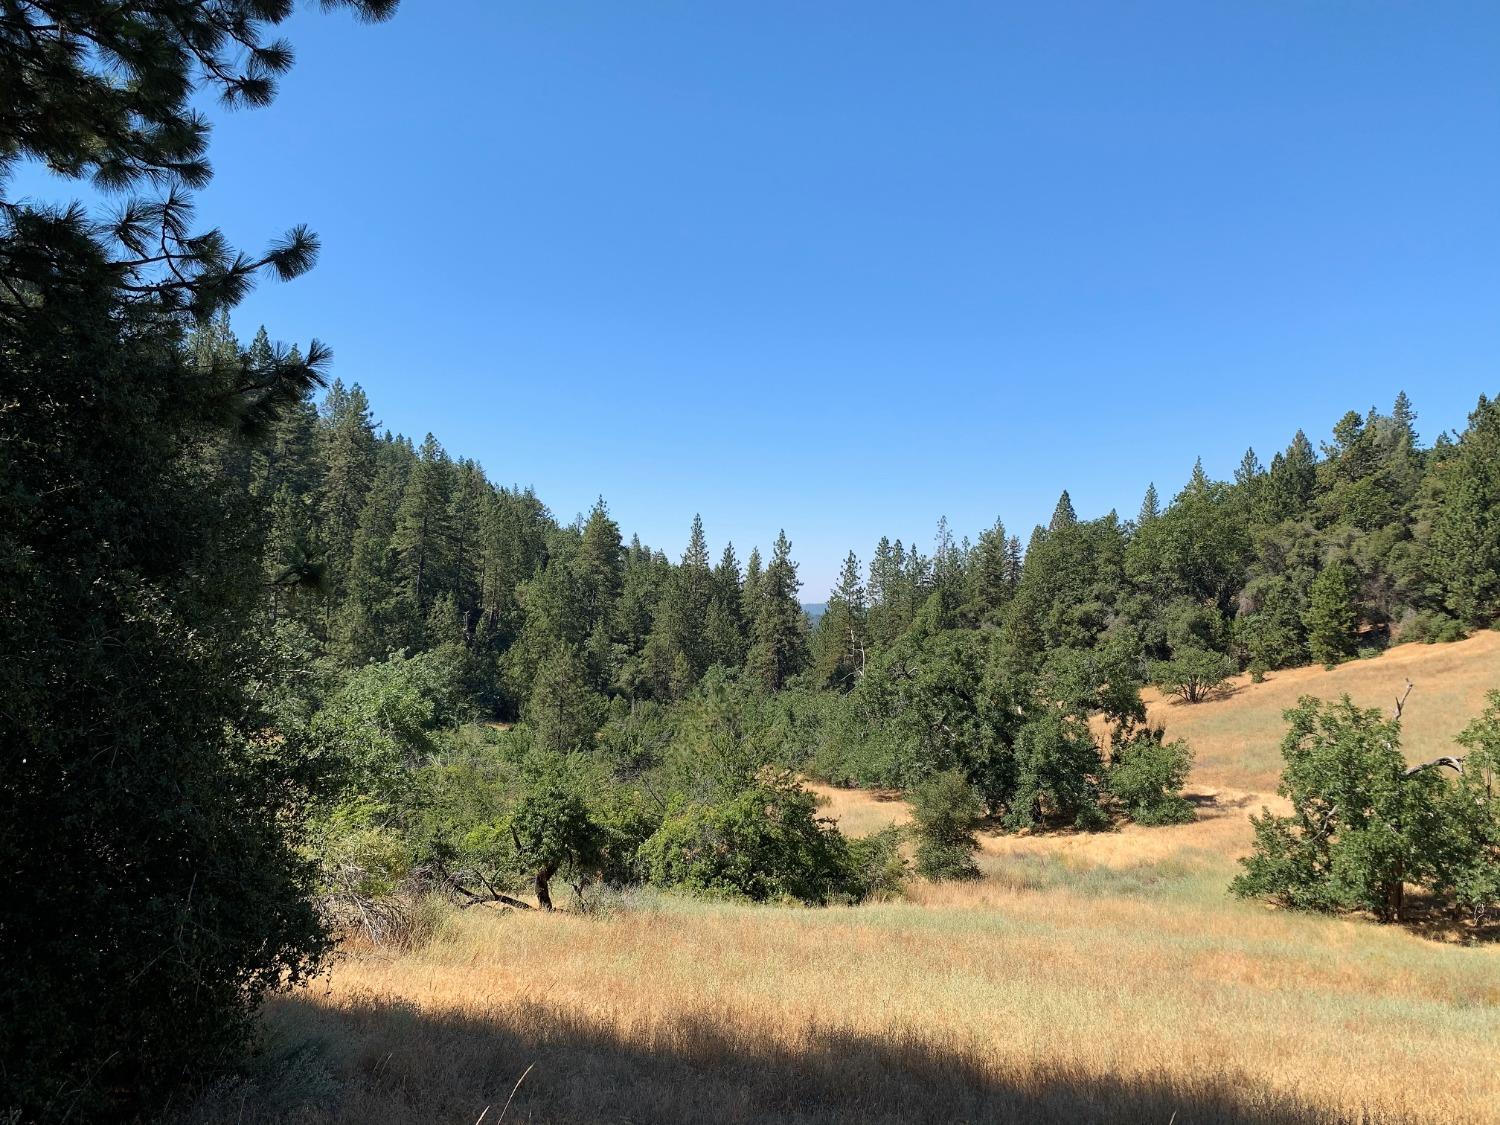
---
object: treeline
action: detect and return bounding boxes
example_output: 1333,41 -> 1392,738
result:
194,307 -> 1500,942
220,320 -> 1500,808
236,328 -> 1500,725
196,316 -> 810,710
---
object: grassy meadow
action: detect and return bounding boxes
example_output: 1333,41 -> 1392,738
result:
195,634 -> 1500,1125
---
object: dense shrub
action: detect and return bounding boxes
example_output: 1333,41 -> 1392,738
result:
846,826 -> 911,900
1398,609 -> 1467,645
1007,713 -> 1104,830
910,770 -> 985,879
1443,694 -> 1500,925
1107,730 -> 1196,826
639,774 -> 854,903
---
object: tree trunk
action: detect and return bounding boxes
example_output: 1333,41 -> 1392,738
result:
535,862 -> 558,912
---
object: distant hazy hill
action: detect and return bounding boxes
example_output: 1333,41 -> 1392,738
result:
802,602 -> 827,625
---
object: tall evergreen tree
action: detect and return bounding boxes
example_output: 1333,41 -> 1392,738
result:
963,517 -> 1017,627
1425,395 -> 1500,624
815,551 -> 869,687
525,644 -> 598,755
1137,482 -> 1161,526
1049,490 -> 1078,532
705,543 -> 748,668
1234,449 -> 1265,488
1,3 -> 396,1112
1304,559 -> 1361,665
340,436 -> 413,662
318,380 -> 378,612
444,459 -> 490,641
742,545 -> 766,638
748,531 -> 808,691
390,433 -> 454,637
576,497 -> 625,636
1264,430 -> 1319,521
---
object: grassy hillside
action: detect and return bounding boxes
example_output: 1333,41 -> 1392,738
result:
196,637 -> 1500,1125
1142,629 -> 1500,792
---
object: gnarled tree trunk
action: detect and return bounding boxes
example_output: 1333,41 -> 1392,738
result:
535,861 -> 559,911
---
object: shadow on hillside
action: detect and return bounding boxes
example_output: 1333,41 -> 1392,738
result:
187,992 -> 1365,1125
1162,681 -> 1244,707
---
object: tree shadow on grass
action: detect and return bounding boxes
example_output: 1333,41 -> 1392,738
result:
1161,681 -> 1244,707
187,992 -> 1383,1125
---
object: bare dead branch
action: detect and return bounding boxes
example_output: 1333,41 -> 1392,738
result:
1392,680 -> 1414,721
1403,756 -> 1464,778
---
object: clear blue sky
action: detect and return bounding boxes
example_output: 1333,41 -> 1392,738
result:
21,1 -> 1500,595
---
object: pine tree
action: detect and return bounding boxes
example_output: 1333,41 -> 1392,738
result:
1049,490 -> 1078,532
1304,559 -> 1361,665
742,546 -> 766,635
1183,457 -> 1211,499
705,543 -> 748,667
748,530 -> 808,691
445,460 -> 490,642
1425,395 -> 1500,624
576,497 -> 625,636
614,535 -> 659,657
963,518 -> 1015,626
1235,448 -> 1264,488
340,437 -> 413,662
670,515 -> 715,678
1137,483 -> 1161,526
525,644 -> 598,755
932,515 -> 962,597
1392,390 -> 1419,450
391,434 -> 454,634
815,551 -> 868,687
318,380 -> 377,609
2,4 -> 396,1110
1265,430 -> 1319,521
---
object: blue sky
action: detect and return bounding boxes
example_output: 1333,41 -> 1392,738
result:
17,1 -> 1500,594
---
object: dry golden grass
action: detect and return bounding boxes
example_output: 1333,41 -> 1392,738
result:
199,892 -> 1500,1124
1145,630 -> 1500,791
199,636 -> 1500,1124
806,781 -> 911,837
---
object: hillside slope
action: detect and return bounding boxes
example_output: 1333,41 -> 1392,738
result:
812,633 -> 1500,868
1144,630 -> 1500,791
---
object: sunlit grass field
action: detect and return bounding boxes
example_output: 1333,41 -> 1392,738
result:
197,633 -> 1500,1124
1140,628 -> 1500,791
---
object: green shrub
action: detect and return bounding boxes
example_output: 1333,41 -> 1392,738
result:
910,770 -> 984,880
639,774 -> 854,904
1005,712 -> 1104,830
1231,696 -> 1447,921
1108,731 -> 1195,826
1443,694 -> 1500,926
1400,610 -> 1467,645
846,826 -> 910,900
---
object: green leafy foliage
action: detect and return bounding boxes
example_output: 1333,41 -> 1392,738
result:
1231,697 -> 1449,920
0,237 -> 332,1119
1442,694 -> 1500,925
1107,731 -> 1196,826
1303,560 -> 1361,666
910,770 -> 985,880
1150,646 -> 1236,704
639,774 -> 854,904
